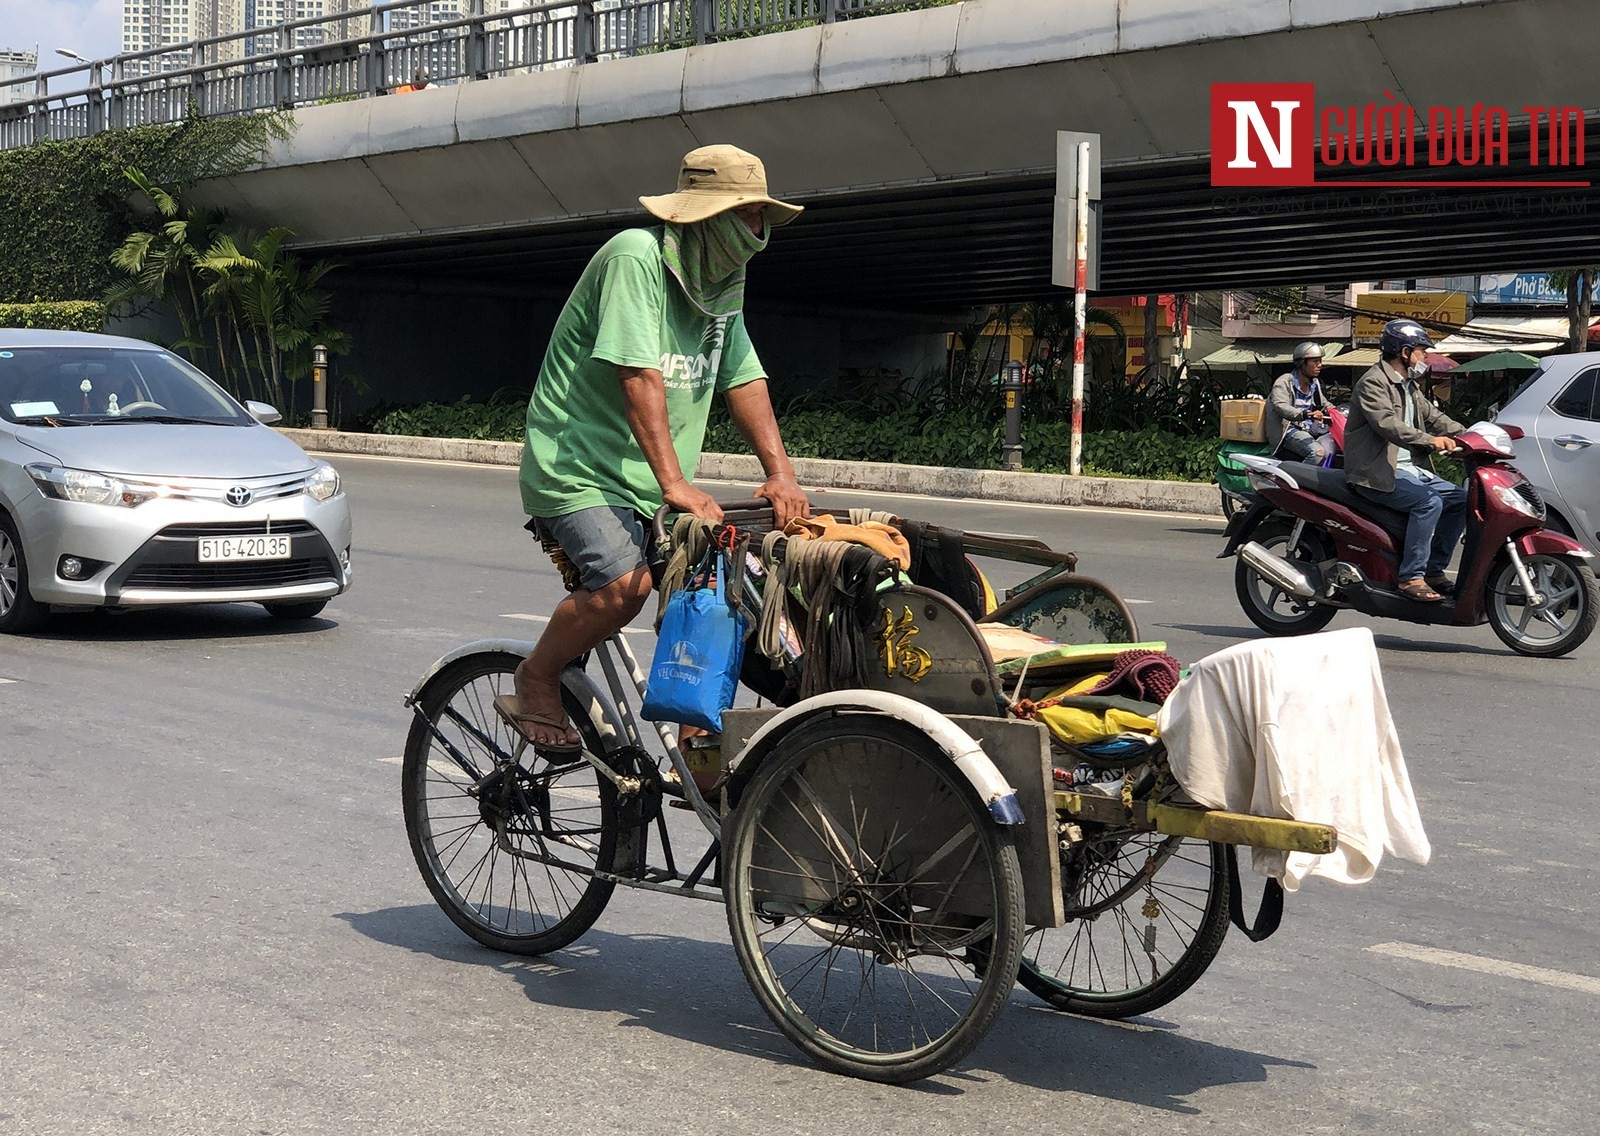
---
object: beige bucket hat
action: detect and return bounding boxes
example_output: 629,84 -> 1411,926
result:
639,144 -> 804,226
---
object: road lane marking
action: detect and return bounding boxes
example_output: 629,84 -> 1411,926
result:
0,678 -> 14,684
1368,942 -> 1600,996
501,613 -> 653,637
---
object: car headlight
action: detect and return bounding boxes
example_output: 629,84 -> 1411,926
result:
307,462 -> 341,502
25,463 -> 156,508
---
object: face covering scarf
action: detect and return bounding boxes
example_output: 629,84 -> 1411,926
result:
662,211 -> 769,317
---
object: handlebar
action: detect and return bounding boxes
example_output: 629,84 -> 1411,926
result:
650,496 -> 797,546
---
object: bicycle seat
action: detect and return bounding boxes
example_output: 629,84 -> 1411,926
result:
1276,461 -> 1411,543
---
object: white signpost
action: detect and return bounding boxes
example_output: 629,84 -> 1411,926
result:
1052,131 -> 1101,477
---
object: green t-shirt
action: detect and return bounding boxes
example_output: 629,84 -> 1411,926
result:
519,227 -> 764,518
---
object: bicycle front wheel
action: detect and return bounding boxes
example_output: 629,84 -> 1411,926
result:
1019,831 -> 1229,1018
723,716 -> 1024,1084
402,652 -> 618,955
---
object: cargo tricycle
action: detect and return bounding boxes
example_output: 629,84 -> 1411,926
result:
401,500 -> 1337,1083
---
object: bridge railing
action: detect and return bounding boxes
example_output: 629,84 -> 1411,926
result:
0,0 -> 937,152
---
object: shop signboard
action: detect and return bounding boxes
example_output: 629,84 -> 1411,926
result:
1476,273 -> 1567,306
1354,291 -> 1469,344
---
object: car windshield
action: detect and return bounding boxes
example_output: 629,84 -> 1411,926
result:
0,346 -> 252,426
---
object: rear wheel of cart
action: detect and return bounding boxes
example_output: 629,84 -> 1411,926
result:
724,715 -> 1025,1083
1018,831 -> 1230,1018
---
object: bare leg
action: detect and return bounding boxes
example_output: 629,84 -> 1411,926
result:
512,566 -> 654,747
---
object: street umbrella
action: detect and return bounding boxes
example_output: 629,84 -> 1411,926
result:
1451,350 -> 1542,373
1426,350 -> 1457,373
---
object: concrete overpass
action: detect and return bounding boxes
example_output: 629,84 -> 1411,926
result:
190,0 -> 1600,314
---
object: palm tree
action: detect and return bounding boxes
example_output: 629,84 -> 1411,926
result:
196,228 -> 345,416
107,167 -> 230,383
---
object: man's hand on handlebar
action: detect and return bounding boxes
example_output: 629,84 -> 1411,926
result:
663,478 -> 724,523
1429,435 -> 1459,452
758,471 -> 809,528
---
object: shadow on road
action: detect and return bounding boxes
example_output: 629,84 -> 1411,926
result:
982,1002 -> 1314,1110
1158,622 -> 1515,658
1154,622 -> 1258,643
20,604 -> 338,643
336,903 -> 811,1075
338,903 -> 1312,1107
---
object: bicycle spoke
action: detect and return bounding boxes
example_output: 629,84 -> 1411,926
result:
405,658 -> 617,954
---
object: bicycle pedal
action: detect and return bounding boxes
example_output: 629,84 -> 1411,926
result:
668,793 -> 723,812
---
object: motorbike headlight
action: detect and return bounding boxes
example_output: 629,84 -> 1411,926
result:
1492,483 -> 1541,519
307,462 -> 341,502
25,463 -> 155,508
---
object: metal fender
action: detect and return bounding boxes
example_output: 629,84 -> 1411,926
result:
1516,529 -> 1595,559
404,638 -> 629,745
726,690 -> 1025,825
406,637 -> 536,702
1219,500 -> 1280,558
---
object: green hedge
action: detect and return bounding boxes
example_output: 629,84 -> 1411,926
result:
372,399 -> 1221,483
0,117 -> 289,304
0,300 -> 108,332
368,395 -> 528,440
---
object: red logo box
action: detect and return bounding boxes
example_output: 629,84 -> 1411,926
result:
1210,82 -> 1316,186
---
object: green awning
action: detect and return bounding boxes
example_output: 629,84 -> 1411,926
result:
1199,341 -> 1344,368
1321,348 -> 1381,368
1451,350 -> 1541,373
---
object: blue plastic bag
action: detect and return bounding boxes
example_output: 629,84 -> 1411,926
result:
641,551 -> 747,733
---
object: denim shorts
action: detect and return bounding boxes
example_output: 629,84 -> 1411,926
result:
529,505 -> 652,592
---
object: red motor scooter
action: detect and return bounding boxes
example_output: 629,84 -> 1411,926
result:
1220,421 -> 1599,657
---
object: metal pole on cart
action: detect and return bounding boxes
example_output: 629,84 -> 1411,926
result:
1051,131 -> 1100,478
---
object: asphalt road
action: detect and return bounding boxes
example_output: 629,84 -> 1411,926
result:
3,453 -> 1597,1135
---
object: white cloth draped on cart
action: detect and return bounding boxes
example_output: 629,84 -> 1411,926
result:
1154,627 -> 1430,890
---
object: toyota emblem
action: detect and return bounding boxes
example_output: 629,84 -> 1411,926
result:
225,485 -> 253,507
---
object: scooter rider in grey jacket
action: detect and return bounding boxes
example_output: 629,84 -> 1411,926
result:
1344,318 -> 1465,603
1266,341 -> 1331,460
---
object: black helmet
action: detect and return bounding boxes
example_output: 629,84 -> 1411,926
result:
1379,318 -> 1434,357
1292,341 -> 1325,363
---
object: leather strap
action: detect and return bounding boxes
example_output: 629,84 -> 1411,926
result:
1225,843 -> 1284,942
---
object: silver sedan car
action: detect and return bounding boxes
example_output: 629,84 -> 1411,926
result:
0,329 -> 352,632
1495,350 -> 1600,554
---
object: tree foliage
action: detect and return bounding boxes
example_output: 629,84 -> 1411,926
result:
0,116 -> 290,305
107,169 -> 349,416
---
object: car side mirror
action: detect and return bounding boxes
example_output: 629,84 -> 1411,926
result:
245,400 -> 283,426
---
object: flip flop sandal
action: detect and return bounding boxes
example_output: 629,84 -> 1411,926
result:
492,694 -> 583,757
1424,575 -> 1456,596
1398,580 -> 1445,602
